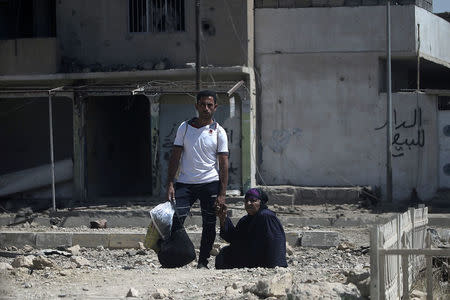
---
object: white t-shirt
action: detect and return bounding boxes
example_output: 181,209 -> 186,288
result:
174,120 -> 228,184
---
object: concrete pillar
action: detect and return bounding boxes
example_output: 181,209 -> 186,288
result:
73,92 -> 87,203
147,94 -> 161,196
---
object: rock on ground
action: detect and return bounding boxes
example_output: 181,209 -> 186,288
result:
11,255 -> 34,269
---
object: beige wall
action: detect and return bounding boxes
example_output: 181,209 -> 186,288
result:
0,38 -> 59,75
56,0 -> 252,69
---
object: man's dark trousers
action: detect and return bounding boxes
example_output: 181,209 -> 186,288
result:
172,181 -> 219,266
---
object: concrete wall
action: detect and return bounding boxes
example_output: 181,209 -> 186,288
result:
256,6 -> 416,54
416,7 -> 450,67
56,0 -> 252,69
0,38 -> 59,75
255,6 -> 440,201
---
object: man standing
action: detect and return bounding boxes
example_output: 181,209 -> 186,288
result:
166,90 -> 229,269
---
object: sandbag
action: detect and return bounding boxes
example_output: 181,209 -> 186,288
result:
157,228 -> 196,268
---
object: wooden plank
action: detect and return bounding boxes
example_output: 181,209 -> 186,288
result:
370,226 -> 380,300
380,248 -> 450,256
380,252 -> 386,300
426,233 -> 433,300
402,234 -> 410,300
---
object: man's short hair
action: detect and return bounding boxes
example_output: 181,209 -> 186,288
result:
197,90 -> 217,104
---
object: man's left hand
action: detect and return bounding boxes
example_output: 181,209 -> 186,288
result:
216,195 -> 226,206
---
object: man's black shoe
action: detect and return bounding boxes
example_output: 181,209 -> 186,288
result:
197,262 -> 209,269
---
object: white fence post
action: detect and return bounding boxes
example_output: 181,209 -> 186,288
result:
425,232 -> 433,300
370,225 -> 380,300
402,233 -> 409,300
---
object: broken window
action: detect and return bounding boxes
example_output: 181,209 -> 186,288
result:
129,0 -> 185,33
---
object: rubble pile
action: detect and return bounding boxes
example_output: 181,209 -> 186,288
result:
0,228 -> 370,299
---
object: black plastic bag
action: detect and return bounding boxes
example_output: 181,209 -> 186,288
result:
157,228 -> 196,268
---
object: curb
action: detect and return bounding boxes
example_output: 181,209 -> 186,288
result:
0,231 -> 302,249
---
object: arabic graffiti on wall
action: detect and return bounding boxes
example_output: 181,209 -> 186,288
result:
375,108 -> 425,157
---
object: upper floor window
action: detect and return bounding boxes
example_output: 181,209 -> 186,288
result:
129,0 -> 185,33
0,0 -> 56,40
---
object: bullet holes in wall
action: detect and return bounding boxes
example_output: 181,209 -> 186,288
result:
202,19 -> 215,36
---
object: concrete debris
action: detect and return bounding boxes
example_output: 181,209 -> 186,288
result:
210,243 -> 222,256
70,256 -> 91,267
32,255 -> 55,270
153,58 -> 170,70
337,242 -> 355,250
410,289 -> 427,299
138,242 -> 145,250
23,282 -> 32,288
90,219 -> 107,229
343,268 -> 370,297
225,285 -> 240,297
41,249 -> 72,257
67,245 -> 81,256
16,207 -> 33,218
289,282 -> 361,299
286,242 -> 294,256
152,288 -> 169,299
244,272 -> 293,298
299,231 -> 339,248
11,255 -> 35,268
22,245 -> 34,252
0,262 -> 13,271
126,288 -> 139,297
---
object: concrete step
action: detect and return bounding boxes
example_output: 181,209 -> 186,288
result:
259,186 -> 371,205
0,230 -> 302,249
0,211 -> 399,228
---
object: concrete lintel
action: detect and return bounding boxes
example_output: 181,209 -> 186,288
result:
0,66 -> 252,85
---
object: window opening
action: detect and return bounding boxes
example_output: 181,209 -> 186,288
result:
129,0 -> 185,33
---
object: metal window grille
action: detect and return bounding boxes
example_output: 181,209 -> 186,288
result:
129,0 -> 148,32
150,0 -> 185,32
129,0 -> 185,33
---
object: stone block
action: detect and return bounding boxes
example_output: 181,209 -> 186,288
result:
36,232 -> 72,248
72,233 -> 110,248
285,232 -> 300,246
299,231 -> 339,248
109,233 -> 144,249
0,232 -> 36,248
271,193 -> 294,205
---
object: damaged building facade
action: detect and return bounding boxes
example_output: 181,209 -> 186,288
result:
255,0 -> 450,202
0,0 -> 449,210
0,0 -> 256,210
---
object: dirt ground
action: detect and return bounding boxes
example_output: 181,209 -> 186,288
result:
0,225 -> 370,299
0,204 -> 444,299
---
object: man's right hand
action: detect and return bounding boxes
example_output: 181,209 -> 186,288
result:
167,182 -> 175,203
217,203 -> 227,228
